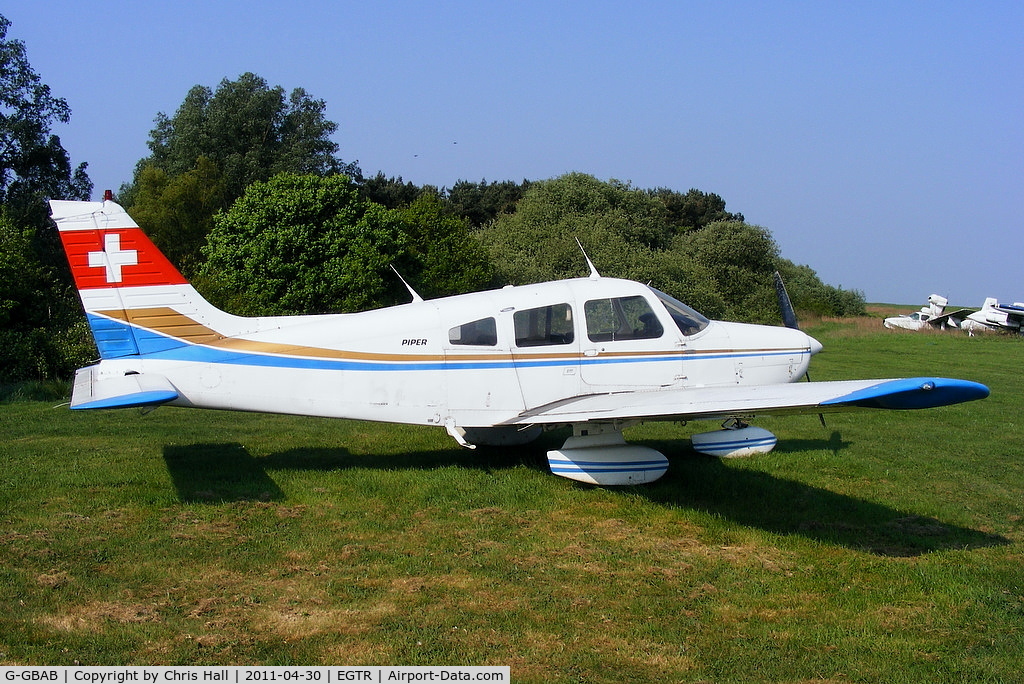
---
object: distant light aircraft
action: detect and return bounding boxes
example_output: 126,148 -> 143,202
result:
51,198 -> 989,485
883,294 -> 971,332
960,298 -> 1024,335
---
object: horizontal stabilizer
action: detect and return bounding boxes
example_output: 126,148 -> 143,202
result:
70,366 -> 179,410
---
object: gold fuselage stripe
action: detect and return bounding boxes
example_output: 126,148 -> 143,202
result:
97,307 -> 805,364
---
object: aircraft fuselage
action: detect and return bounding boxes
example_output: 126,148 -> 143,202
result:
83,277 -> 818,429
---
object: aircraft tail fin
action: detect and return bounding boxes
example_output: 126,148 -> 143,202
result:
51,198 -> 241,359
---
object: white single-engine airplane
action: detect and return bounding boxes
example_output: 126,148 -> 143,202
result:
51,198 -> 990,485
961,298 -> 1024,335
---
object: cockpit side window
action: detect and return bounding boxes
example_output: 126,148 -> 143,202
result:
585,296 -> 664,342
448,317 -> 497,346
648,287 -> 710,337
514,303 -> 575,347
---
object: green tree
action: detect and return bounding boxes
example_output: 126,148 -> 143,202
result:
0,15 -> 92,223
130,72 -> 352,202
120,73 -> 357,276
476,174 -> 671,280
647,187 -> 743,233
201,174 -> 409,315
508,173 -> 670,249
0,212 -> 92,380
0,214 -> 49,378
776,258 -> 866,318
0,14 -> 93,382
397,193 -> 493,299
475,173 -> 734,313
125,157 -> 226,277
476,173 -> 673,279
683,220 -> 781,322
359,173 -> 424,209
476,174 -> 798,321
446,178 -> 532,228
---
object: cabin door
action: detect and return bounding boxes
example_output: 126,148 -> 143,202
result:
579,295 -> 683,389
508,301 -> 581,410
443,313 -> 525,425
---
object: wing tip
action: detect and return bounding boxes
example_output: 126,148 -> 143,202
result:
821,377 -> 990,410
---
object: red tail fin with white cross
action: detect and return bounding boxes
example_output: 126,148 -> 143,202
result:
50,199 -> 187,291
51,198 -> 243,361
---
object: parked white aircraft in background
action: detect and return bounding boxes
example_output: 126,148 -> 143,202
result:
883,294 -> 971,332
961,298 -> 1024,335
51,197 -> 989,486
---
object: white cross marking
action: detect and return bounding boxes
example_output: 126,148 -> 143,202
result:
88,233 -> 138,283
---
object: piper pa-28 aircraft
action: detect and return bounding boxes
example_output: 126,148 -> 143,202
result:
51,197 -> 990,486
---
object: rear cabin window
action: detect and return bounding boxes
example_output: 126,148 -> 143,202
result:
514,303 -> 575,347
448,317 -> 497,346
584,296 -> 664,342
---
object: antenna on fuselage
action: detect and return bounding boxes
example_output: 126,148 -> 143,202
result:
390,265 -> 424,303
575,238 -> 601,280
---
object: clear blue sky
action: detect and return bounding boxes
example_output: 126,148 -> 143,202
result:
6,1 -> 1021,305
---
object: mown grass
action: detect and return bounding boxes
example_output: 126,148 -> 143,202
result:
1,321 -> 1022,681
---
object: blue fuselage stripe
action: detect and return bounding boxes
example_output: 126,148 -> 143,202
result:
90,314 -> 809,373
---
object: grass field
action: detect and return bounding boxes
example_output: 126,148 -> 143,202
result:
2,320 -> 1022,681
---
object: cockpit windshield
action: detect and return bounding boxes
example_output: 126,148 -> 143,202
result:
648,287 -> 710,336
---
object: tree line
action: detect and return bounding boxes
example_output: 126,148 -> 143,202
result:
0,14 -> 864,384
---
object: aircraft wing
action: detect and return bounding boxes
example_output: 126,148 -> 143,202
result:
502,377 -> 989,425
70,365 -> 179,410
927,309 -> 973,325
995,304 -> 1024,321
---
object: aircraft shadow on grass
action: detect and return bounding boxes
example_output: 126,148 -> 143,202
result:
641,458 -> 1009,558
775,430 -> 852,456
162,440 -> 523,503
163,443 -> 287,503
163,436 -> 1008,558
636,433 -> 1009,557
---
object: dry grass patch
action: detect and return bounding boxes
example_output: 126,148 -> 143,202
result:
35,572 -> 72,589
870,603 -> 931,631
40,600 -> 162,633
587,633 -> 698,676
258,603 -> 397,640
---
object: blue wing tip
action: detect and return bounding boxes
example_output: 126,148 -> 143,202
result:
823,377 -> 990,410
